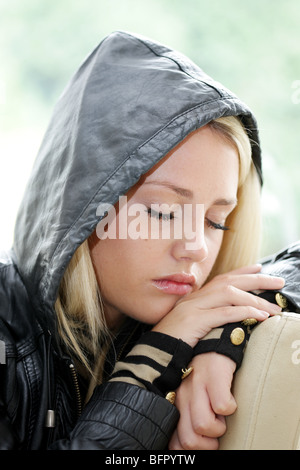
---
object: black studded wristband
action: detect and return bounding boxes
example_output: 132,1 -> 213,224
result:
193,322 -> 253,370
192,288 -> 291,369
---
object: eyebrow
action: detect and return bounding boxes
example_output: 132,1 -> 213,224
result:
144,181 -> 193,199
144,181 -> 237,206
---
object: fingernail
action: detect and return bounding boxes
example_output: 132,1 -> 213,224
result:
260,311 -> 270,318
275,277 -> 285,286
272,303 -> 282,314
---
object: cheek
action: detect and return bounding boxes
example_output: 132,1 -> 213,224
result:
91,239 -> 137,281
212,231 -> 225,256
204,232 -> 225,272
90,236 -> 159,292
89,236 -> 176,323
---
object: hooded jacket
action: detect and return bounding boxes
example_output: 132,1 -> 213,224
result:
0,30 -> 298,450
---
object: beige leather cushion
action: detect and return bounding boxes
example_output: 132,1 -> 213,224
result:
219,312 -> 300,450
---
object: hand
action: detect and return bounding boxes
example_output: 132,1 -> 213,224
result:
168,353 -> 236,450
152,264 -> 284,347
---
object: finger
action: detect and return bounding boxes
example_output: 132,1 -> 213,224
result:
176,377 -> 226,438
153,303 -> 271,346
206,356 -> 237,417
204,273 -> 285,296
189,387 -> 227,438
193,306 -> 270,342
224,273 -> 285,293
209,380 -> 237,416
175,414 -> 220,450
172,386 -> 222,449
168,429 -> 183,450
212,393 -> 237,417
215,285 -> 282,314
192,272 -> 285,309
168,428 -> 219,451
189,283 -> 282,314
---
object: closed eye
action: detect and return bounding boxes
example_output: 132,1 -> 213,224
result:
146,208 -> 175,221
206,218 -> 230,231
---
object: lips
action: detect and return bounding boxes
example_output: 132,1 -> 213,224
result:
152,273 -> 196,296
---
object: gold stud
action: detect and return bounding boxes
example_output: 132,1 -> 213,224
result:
275,292 -> 288,309
242,318 -> 258,326
165,391 -> 176,404
230,327 -> 245,346
181,367 -> 194,380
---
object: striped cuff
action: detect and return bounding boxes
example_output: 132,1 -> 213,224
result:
109,331 -> 193,396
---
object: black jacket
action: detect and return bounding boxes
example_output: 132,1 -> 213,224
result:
0,31 -> 296,450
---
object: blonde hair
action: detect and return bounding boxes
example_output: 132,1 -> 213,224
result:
55,241 -> 109,377
207,116 -> 262,279
54,115 -> 261,380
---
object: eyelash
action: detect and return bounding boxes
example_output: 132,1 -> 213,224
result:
146,208 -> 175,221
206,219 -> 230,231
146,208 -> 229,231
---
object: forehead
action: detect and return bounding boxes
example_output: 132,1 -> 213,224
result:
141,126 -> 239,202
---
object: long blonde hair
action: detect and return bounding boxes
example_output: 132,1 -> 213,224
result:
207,116 -> 262,279
54,115 -> 261,379
55,241 -> 109,377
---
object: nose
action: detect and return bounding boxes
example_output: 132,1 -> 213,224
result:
171,204 -> 208,263
171,235 -> 208,263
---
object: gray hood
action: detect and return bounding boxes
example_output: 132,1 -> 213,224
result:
13,31 -> 262,325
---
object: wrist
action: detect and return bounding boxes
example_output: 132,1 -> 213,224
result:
193,321 -> 254,369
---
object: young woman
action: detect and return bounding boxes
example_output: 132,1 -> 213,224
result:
0,31 -> 286,450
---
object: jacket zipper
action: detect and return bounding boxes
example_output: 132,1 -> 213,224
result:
69,362 -> 82,417
45,331 -> 56,429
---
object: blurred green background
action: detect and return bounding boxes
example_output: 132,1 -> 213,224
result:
0,0 -> 299,257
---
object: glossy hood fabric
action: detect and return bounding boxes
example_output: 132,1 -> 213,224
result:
13,31 -> 262,329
